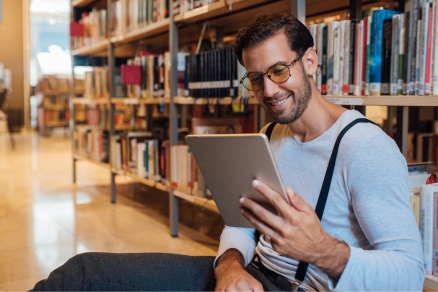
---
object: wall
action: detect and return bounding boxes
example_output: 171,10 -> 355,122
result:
0,0 -> 24,129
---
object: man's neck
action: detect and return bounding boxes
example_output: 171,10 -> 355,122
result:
287,89 -> 346,143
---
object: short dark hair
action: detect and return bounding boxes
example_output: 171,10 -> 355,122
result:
232,12 -> 314,66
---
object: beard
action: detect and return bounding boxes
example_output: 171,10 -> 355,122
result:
262,66 -> 312,124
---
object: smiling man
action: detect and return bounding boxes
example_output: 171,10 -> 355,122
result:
31,12 -> 424,292
214,12 -> 424,291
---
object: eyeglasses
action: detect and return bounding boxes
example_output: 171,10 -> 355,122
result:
240,51 -> 304,92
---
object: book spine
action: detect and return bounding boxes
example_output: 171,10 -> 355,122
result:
381,19 -> 392,95
327,22 -> 335,95
409,0 -> 419,95
349,19 -> 358,95
332,21 -> 341,95
343,21 -> 350,95
420,183 -> 437,275
391,15 -> 400,95
354,21 -> 363,96
419,3 -> 429,95
415,9 -> 423,95
363,16 -> 371,96
433,191 -> 438,276
398,14 -> 405,95
434,0 -> 438,95
424,2 -> 433,95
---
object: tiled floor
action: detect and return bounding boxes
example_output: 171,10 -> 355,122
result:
0,132 -> 219,291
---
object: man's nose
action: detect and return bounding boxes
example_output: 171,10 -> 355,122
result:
263,75 -> 280,97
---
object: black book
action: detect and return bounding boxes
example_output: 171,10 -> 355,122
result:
348,19 -> 359,95
381,19 -> 392,95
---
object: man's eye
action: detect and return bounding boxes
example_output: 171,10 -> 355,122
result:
248,74 -> 263,83
271,66 -> 287,75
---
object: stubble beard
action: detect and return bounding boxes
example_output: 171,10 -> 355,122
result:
263,72 -> 312,125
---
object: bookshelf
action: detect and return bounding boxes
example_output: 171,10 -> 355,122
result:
70,0 -> 437,288
36,75 -> 71,136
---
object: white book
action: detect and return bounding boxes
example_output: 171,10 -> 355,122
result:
316,23 -> 326,92
419,3 -> 429,95
343,21 -> 350,95
136,141 -> 146,178
338,20 -> 346,96
432,0 -> 438,95
332,21 -> 341,95
398,14 -> 405,95
420,183 -> 438,275
327,21 -> 337,95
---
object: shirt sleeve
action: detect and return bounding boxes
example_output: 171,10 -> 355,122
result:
329,132 -> 425,290
213,226 -> 257,268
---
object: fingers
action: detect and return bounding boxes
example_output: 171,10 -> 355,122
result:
286,186 -> 313,213
251,180 -> 300,216
240,201 -> 281,239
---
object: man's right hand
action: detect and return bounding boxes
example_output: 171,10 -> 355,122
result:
214,249 -> 263,292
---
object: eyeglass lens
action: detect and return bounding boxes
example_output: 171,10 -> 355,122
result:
242,63 -> 291,91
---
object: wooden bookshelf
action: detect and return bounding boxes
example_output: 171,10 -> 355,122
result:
73,97 -> 109,105
111,19 -> 170,45
425,275 -> 438,291
174,0 -> 275,24
73,153 -> 110,169
326,95 -> 438,106
111,97 -> 170,105
72,0 -> 99,7
71,39 -> 108,57
173,190 -> 219,214
111,169 -> 169,192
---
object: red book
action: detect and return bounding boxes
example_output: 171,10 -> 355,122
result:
70,22 -> 84,37
425,4 -> 434,95
121,64 -> 141,85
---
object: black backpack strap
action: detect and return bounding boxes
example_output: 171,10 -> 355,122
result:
294,118 -> 376,286
265,122 -> 277,141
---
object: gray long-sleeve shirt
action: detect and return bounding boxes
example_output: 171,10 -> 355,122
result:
216,110 -> 424,291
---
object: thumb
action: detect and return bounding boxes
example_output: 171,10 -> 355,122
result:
286,187 -> 310,212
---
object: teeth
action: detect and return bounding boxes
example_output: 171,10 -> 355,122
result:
271,98 -> 287,106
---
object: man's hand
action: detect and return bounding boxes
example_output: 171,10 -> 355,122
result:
215,249 -> 263,292
239,180 -> 350,280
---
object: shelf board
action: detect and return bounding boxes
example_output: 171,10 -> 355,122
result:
73,98 -> 109,105
45,121 -> 69,127
174,0 -> 275,24
71,39 -> 108,56
111,19 -> 170,45
112,169 -> 168,192
111,97 -> 170,105
425,275 -> 438,290
72,0 -> 99,7
73,153 -> 110,169
174,96 -> 258,105
43,105 -> 68,111
173,190 -> 219,214
325,95 -> 438,106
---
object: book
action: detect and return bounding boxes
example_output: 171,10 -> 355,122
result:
342,20 -> 350,95
420,183 -> 438,274
369,9 -> 400,96
381,19 -> 392,95
434,0 -> 438,95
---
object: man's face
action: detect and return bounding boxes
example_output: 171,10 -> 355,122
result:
242,32 -> 311,124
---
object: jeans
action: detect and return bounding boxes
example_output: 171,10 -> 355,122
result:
31,252 -> 290,291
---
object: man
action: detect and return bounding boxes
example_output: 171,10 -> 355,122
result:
214,12 -> 424,291
32,12 -> 424,291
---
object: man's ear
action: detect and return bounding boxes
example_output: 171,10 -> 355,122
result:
302,48 -> 318,77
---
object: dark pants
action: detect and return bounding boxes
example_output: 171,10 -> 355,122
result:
31,252 -> 291,291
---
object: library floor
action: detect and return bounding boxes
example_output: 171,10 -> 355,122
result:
0,132 -> 220,291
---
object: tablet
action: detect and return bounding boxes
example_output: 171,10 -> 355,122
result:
185,134 -> 288,228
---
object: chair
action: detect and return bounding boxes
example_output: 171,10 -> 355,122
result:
0,89 -> 15,149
